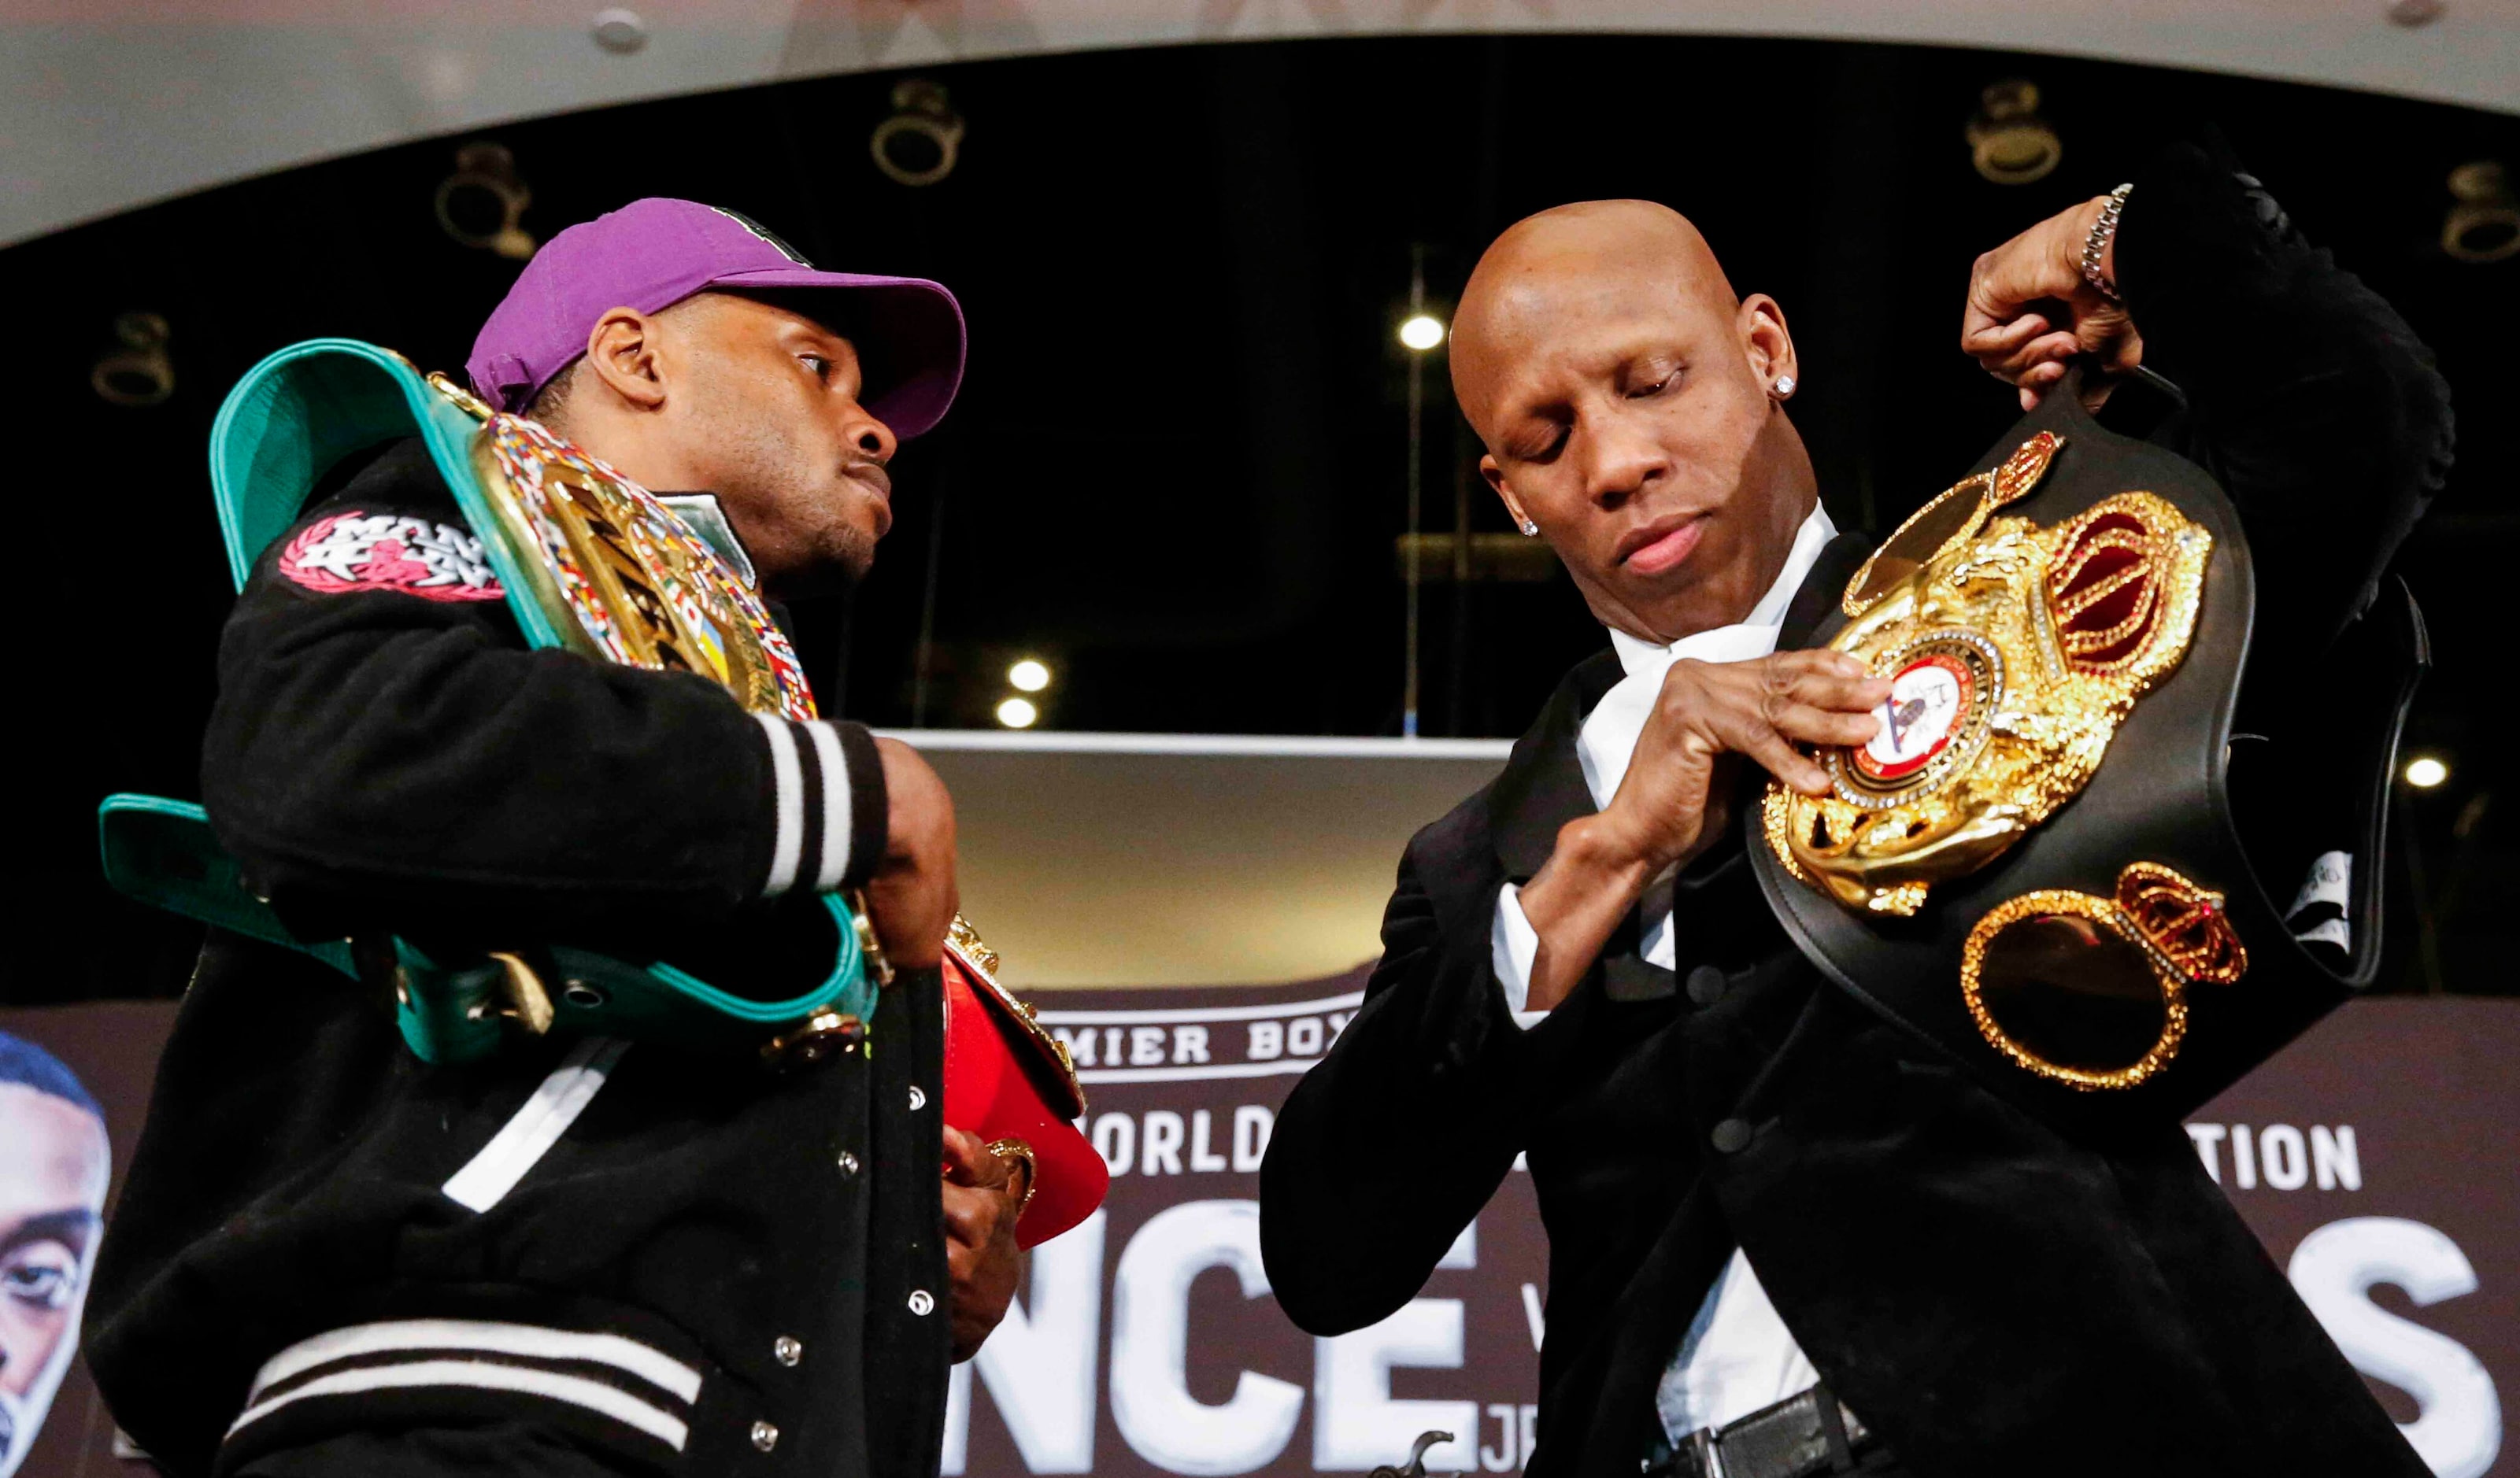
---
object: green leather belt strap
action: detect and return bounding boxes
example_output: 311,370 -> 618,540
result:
99,796 -> 875,1065
99,794 -> 357,978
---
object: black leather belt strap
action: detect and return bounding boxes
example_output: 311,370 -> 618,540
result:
1645,1384 -> 1874,1478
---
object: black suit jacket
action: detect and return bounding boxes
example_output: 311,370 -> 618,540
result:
1259,142 -> 2452,1478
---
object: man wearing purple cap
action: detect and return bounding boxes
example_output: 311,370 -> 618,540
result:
86,201 -> 1018,1478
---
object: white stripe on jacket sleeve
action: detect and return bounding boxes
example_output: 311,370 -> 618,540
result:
754,712 -> 805,895
231,1359 -> 689,1452
229,1317 -> 705,1455
246,1318 -> 701,1405
804,720 -> 853,891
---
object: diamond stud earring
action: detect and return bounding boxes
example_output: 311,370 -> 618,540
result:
1773,375 -> 1797,398
1518,517 -> 1540,537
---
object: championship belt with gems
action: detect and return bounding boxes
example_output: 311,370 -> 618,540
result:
98,340 -> 1107,1236
1748,366 -> 2427,1121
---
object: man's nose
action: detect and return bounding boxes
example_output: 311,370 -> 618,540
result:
847,402 -> 900,465
1578,415 -> 1667,510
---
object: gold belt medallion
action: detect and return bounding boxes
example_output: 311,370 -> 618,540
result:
1763,432 -> 2214,915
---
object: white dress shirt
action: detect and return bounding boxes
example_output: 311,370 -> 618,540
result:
1489,502 -> 1837,1439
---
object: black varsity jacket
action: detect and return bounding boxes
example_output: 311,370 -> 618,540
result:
1260,143 -> 2452,1477
86,438 -> 950,1478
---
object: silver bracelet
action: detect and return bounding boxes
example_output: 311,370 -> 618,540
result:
2081,183 -> 2133,302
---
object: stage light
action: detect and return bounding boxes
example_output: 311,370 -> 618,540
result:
2405,756 -> 2448,789
435,142 -> 536,260
1966,80 -> 2061,186
590,8 -> 648,54
871,79 -> 965,188
1398,314 -> 1446,351
1008,659 -> 1051,693
92,312 -> 174,407
2443,162 -> 2520,264
996,697 -> 1039,729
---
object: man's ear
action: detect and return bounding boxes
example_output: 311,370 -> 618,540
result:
581,307 -> 669,411
1739,293 -> 1799,391
1481,453 -> 1537,532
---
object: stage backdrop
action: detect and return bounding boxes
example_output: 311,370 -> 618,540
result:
2,993 -> 2507,1478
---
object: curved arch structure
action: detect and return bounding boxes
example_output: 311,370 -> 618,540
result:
5,0 -> 2518,247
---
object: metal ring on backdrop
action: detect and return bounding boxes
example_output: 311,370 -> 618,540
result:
871,80 -> 965,187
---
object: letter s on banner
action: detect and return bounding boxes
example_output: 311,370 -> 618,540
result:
1110,1199 -> 1305,1474
2289,1217 -> 2503,1478
943,1211 -> 1108,1475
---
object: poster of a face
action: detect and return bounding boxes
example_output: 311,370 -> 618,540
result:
0,1033 -> 109,1478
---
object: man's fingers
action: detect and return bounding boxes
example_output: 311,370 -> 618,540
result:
1983,330 -> 2081,383
1967,213 -> 2087,327
1784,674 -> 1885,725
2023,360 -> 2070,390
1962,201 -> 2141,391
1719,711 -> 1831,796
1785,668 -> 1893,715
942,1173 -> 1021,1249
1962,257 -> 2049,339
1755,734 -> 1834,796
942,1125 -> 1023,1258
2011,353 -> 2074,409
1761,648 -> 1870,683
942,1125 -> 1008,1188
1773,701 -> 1882,750
2022,328 -> 2084,369
1741,656 -> 1884,789
2104,327 -> 2147,377
942,1125 -> 985,1183
1959,311 -> 2048,357
1647,652 -> 1885,799
942,1184 -> 997,1247
1754,654 -> 1884,718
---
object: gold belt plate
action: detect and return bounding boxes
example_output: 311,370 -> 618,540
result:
1763,433 -> 2213,915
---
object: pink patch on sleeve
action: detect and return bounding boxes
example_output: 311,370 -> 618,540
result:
279,512 -> 506,601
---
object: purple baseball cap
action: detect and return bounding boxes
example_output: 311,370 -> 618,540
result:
467,198 -> 966,438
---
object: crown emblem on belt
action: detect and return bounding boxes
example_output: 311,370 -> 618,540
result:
2112,861 -> 2248,985
1762,432 -> 2214,915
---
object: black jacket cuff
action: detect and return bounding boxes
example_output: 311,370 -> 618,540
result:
751,717 -> 890,897
2111,136 -> 2306,381
834,721 -> 889,891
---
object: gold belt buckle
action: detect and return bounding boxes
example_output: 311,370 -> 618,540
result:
483,951 -> 555,1035
761,1010 -> 866,1071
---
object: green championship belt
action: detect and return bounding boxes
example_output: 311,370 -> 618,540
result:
101,338 -> 881,1066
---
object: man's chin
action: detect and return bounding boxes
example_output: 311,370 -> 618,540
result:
1605,577 -> 1742,643
772,530 -> 876,599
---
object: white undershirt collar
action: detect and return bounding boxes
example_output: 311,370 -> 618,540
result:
1582,502 -> 1841,805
